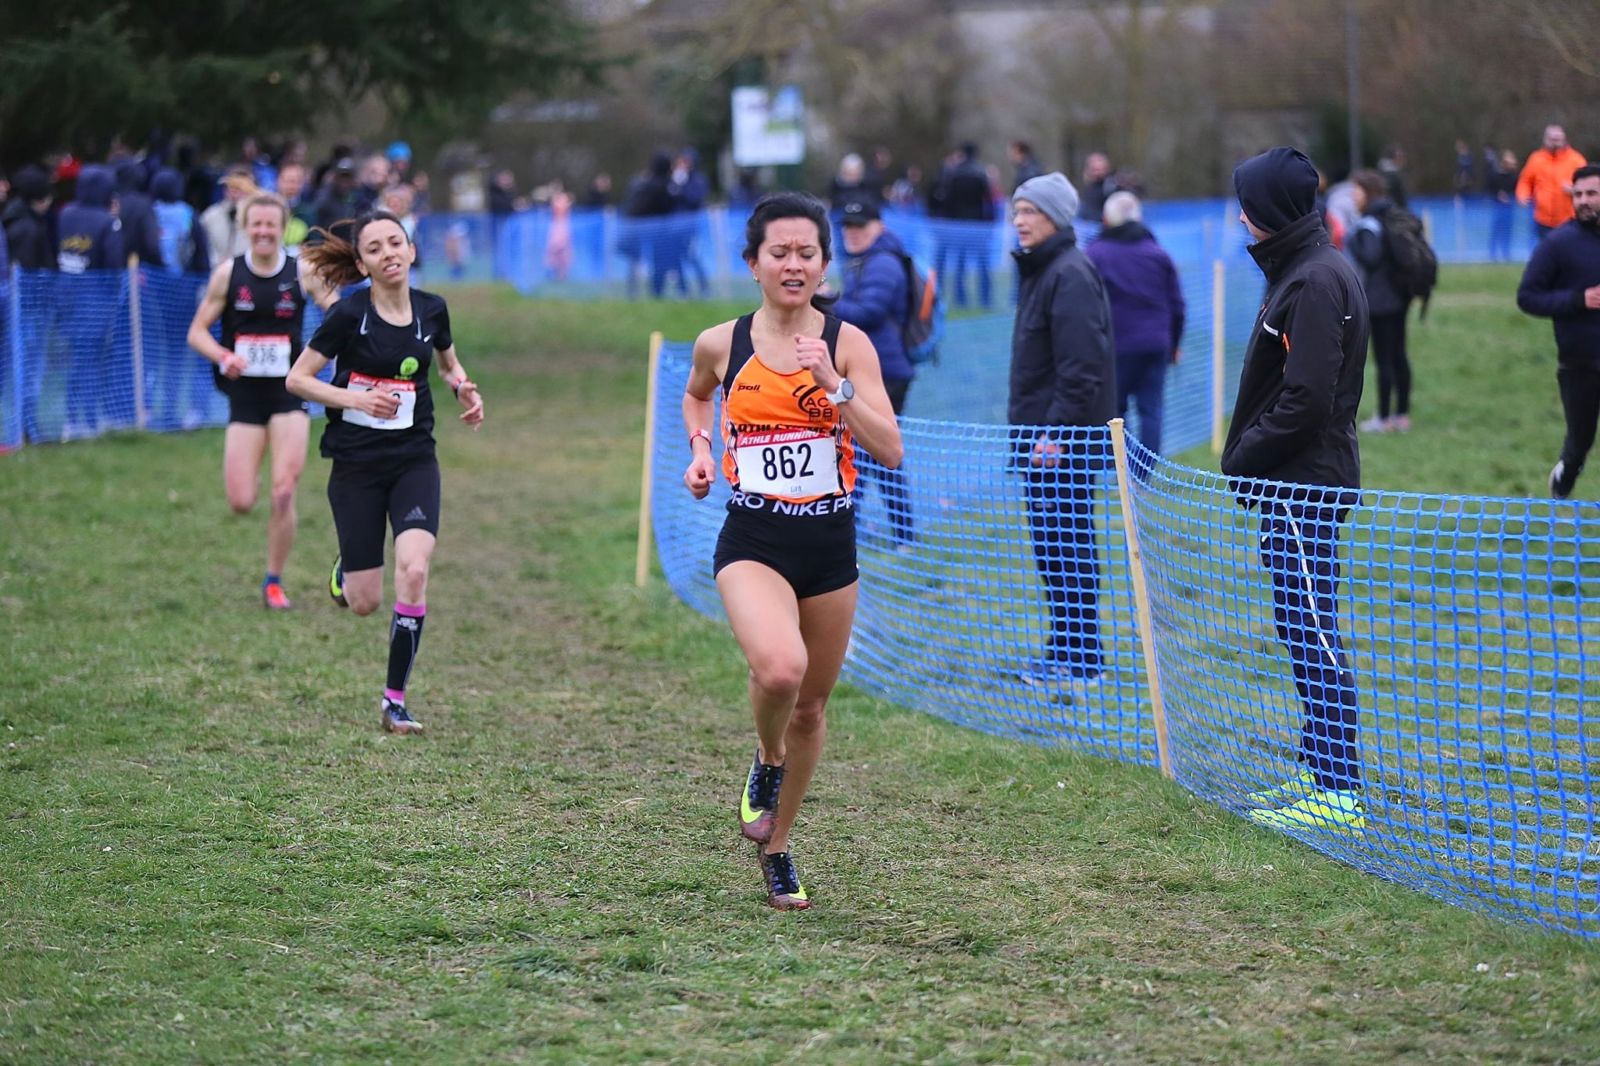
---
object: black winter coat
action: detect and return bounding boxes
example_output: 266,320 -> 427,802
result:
1517,220 -> 1600,367
1008,228 -> 1116,429
1222,212 -> 1369,493
2,199 -> 56,270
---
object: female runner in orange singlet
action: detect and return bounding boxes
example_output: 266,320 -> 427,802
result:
682,193 -> 904,909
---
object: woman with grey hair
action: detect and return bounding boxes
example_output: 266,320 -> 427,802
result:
1085,191 -> 1187,455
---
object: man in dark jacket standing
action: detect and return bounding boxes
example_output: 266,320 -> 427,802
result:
56,165 -> 128,439
114,160 -> 164,268
1008,172 -> 1116,686
1224,147 -> 1370,833
1085,191 -> 1185,455
3,165 -> 58,441
931,143 -> 997,310
2,165 -> 56,270
1518,165 -> 1600,499
835,198 -> 916,547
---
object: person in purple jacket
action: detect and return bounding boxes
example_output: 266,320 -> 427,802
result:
1085,191 -> 1186,456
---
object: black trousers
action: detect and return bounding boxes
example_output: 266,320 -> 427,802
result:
1369,310 -> 1411,418
1557,363 -> 1600,477
1258,502 -> 1361,792
1022,459 -> 1102,671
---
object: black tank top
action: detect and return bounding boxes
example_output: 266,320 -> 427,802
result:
220,253 -> 305,369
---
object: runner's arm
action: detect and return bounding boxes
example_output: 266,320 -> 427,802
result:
285,345 -> 399,420
434,344 -> 484,428
186,261 -> 244,375
815,323 -> 904,469
682,324 -> 729,498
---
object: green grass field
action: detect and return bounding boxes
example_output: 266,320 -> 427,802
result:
4,267 -> 1598,1063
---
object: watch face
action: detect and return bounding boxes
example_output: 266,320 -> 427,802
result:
839,379 -> 855,401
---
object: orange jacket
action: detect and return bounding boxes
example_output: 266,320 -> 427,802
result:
1517,146 -> 1589,227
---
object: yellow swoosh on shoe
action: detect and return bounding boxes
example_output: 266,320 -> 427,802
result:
740,788 -> 765,825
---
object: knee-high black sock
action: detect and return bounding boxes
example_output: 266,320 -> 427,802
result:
385,602 -> 427,703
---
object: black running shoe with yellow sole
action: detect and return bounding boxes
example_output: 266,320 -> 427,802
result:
738,750 -> 785,844
329,554 -> 348,608
758,850 -> 811,911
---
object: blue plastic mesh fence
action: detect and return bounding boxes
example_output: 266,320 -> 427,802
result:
475,194 -> 1528,300
649,351 -> 1157,760
1128,448 -> 1600,937
2,270 -> 22,452
649,344 -> 1600,939
902,254 -> 1264,460
10,266 -> 329,445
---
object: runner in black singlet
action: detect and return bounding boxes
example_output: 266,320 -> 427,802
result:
288,211 -> 485,736
187,193 -> 337,608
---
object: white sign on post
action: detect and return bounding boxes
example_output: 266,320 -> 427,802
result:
731,85 -> 806,168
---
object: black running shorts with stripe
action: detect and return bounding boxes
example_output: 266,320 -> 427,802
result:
326,457 -> 441,571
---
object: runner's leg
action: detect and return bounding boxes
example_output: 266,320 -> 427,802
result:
764,580 -> 857,855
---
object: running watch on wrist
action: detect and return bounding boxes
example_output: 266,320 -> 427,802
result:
826,378 -> 855,405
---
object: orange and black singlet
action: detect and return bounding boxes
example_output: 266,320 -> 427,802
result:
720,313 -> 857,515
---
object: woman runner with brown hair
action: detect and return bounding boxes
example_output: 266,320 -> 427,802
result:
287,211 -> 485,734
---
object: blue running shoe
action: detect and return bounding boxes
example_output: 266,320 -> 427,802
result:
381,697 -> 424,735
758,850 -> 812,911
738,750 -> 785,844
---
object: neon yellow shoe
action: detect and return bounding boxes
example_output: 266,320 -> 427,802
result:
329,555 -> 348,609
1248,789 -> 1365,832
1245,769 -> 1318,809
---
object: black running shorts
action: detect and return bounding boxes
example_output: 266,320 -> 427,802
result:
223,378 -> 308,426
713,503 -> 857,599
326,457 -> 442,572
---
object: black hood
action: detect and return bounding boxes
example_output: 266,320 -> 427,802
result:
75,165 -> 116,208
116,160 -> 149,194
13,164 -> 51,202
1233,147 -> 1319,235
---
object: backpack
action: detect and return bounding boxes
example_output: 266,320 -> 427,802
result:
896,252 -> 945,364
1381,205 -> 1438,315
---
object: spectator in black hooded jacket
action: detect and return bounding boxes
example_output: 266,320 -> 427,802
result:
57,165 -> 123,273
1225,146 -> 1370,836
114,159 -> 164,268
1,165 -> 55,270
56,165 -> 128,438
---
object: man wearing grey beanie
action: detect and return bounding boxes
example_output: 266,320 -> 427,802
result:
1007,171 -> 1117,687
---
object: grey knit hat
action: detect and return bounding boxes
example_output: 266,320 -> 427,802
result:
1012,172 -> 1079,229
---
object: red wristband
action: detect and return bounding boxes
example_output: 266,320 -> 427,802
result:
689,428 -> 713,450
